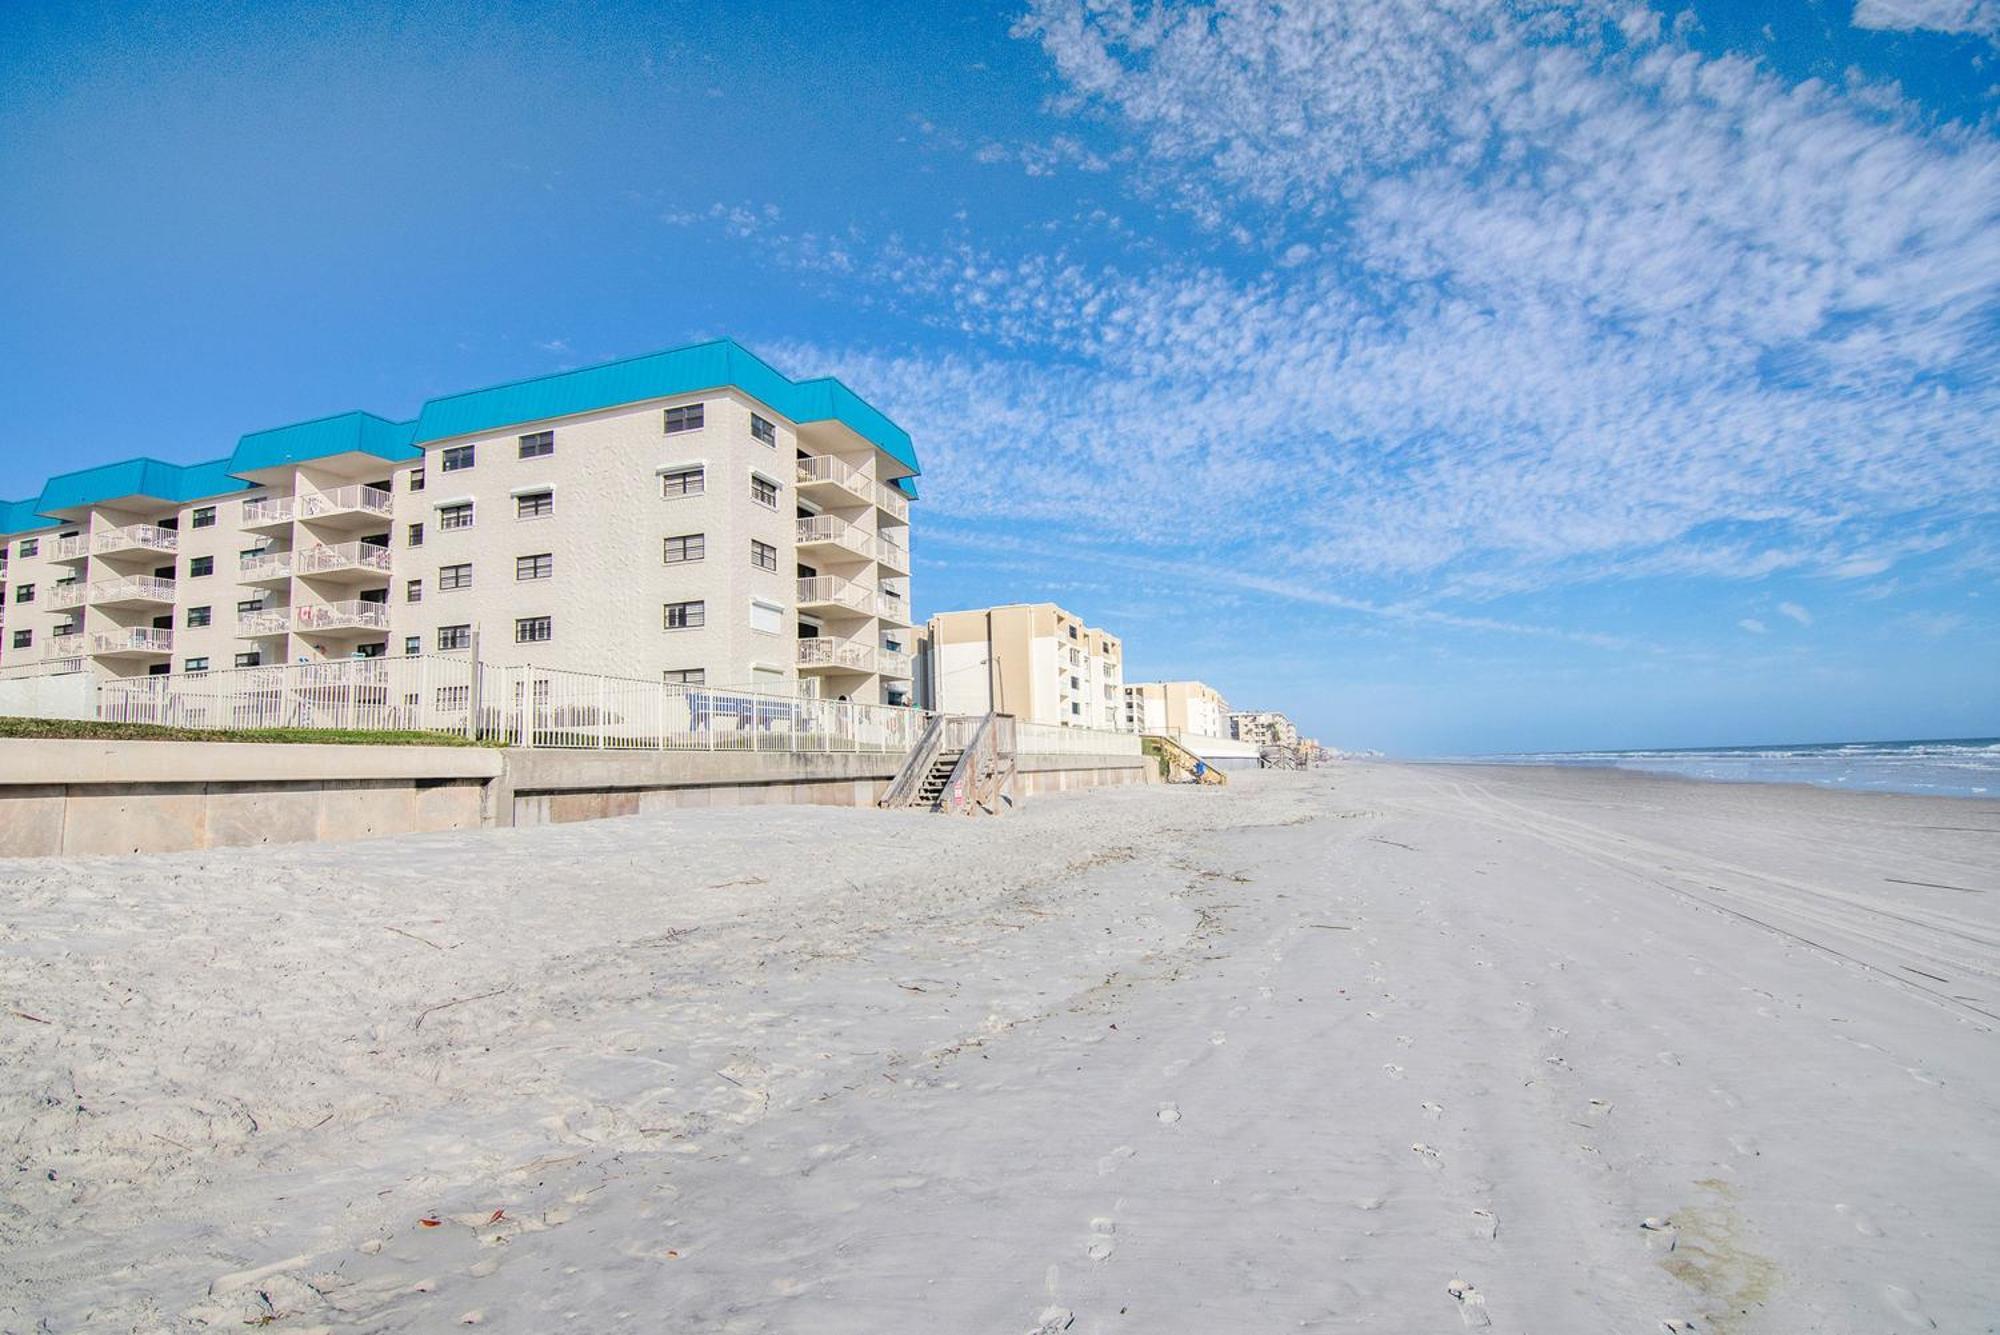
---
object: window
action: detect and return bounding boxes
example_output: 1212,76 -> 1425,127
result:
184,657 -> 209,673
440,563 -> 472,591
439,503 -> 473,530
441,444 -> 476,472
518,430 -> 554,459
404,636 -> 422,656
515,615 -> 552,643
664,403 -> 704,434
406,578 -> 423,603
661,466 -> 704,498
14,584 -> 32,604
663,600 -> 705,630
236,597 -> 263,614
438,624 -> 472,651
54,620 -> 76,636
234,651 -> 260,668
11,630 -> 29,649
663,668 -> 705,685
750,474 -> 780,509
516,490 -> 554,519
19,539 -> 38,557
408,522 -> 425,547
409,467 -> 425,492
663,533 -> 705,564
751,539 -> 777,571
189,556 -> 214,577
191,506 -> 216,529
186,606 -> 212,628
751,412 -> 776,445
749,600 -> 783,635
516,553 -> 553,581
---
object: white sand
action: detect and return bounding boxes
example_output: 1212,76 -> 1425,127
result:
2,764 -> 1996,1331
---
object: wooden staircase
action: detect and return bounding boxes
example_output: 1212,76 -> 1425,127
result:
1143,733 -> 1228,785
881,713 -> 1021,814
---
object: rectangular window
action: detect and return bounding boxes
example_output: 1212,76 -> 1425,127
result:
750,474 -> 779,509
189,556 -> 214,577
515,615 -> 552,643
406,578 -> 423,603
663,600 -> 705,630
663,533 -> 705,564
404,636 -> 422,656
439,563 -> 472,591
749,600 -> 784,635
750,412 -> 776,445
441,444 -> 475,472
663,668 -> 705,685
516,490 -> 554,519
234,651 -> 260,668
518,430 -> 554,459
186,606 -> 212,628
664,403 -> 705,434
191,506 -> 216,529
751,539 -> 777,571
516,552 -> 553,581
438,624 -> 472,651
184,657 -> 209,673
660,466 -> 704,498
19,539 -> 38,557
439,503 -> 473,530
14,583 -> 33,603
11,630 -> 29,649
409,468 -> 425,492
236,597 -> 263,614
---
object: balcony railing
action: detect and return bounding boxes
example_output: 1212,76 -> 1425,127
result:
60,524 -> 180,558
237,610 -> 290,638
876,535 -> 910,572
242,496 -> 296,527
295,541 -> 393,576
298,484 -> 394,521
875,589 -> 911,624
90,628 -> 173,656
795,575 -> 875,614
795,453 -> 873,502
51,634 -> 85,658
88,576 -> 178,606
796,637 -> 875,671
48,582 -> 88,610
877,647 -> 913,678
292,599 -> 390,633
51,535 -> 90,561
796,514 -> 873,558
240,550 -> 295,582
875,481 -> 910,522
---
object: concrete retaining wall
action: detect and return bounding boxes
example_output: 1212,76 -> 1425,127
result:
0,740 -> 1150,857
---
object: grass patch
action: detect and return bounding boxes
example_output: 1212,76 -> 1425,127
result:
0,716 -> 493,747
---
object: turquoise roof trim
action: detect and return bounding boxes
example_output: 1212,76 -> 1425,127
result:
0,338 -> 915,535
414,337 -> 920,477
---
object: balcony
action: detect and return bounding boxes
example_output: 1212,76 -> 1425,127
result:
796,514 -> 874,560
875,481 -> 910,523
54,525 -> 179,561
237,609 -> 290,638
48,582 -> 88,610
297,484 -> 394,528
90,627 -> 172,658
795,575 -> 875,616
241,496 -> 296,531
875,589 -> 912,625
877,647 -> 914,678
795,453 -> 874,506
876,535 -> 910,573
796,636 -> 875,673
294,541 -> 393,582
88,576 -> 178,609
292,599 -> 390,636
240,550 -> 295,585
51,633 -> 85,658
50,535 -> 90,562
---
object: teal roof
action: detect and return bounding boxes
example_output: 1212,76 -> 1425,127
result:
414,338 -> 919,477
0,338 -> 915,535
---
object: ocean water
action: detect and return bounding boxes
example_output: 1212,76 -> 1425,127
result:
1461,737 -> 2000,799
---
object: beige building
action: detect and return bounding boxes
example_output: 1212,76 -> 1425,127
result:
917,603 -> 1126,729
1122,680 -> 1232,739
1230,710 -> 1301,749
0,339 -> 918,703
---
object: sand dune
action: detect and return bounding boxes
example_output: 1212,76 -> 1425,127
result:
2,765 -> 1995,1331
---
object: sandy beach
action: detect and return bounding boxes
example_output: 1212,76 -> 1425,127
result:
2,764 -> 1996,1332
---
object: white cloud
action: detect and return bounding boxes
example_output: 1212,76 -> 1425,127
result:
1739,618 -> 1770,634
1851,0 -> 2000,39
1900,610 -> 1969,636
1779,601 -> 1813,625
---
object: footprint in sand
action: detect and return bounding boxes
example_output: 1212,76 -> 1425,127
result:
1835,1203 -> 1883,1237
1728,1133 -> 1761,1158
1446,1279 -> 1492,1327
1097,1146 -> 1136,1175
1421,1101 -> 1444,1120
1027,1306 -> 1075,1334
1085,1217 -> 1116,1261
1384,1064 -> 1406,1080
1410,1143 -> 1444,1168
1639,1216 -> 1678,1253
1467,1209 -> 1497,1239
1880,1284 -> 1935,1328
1157,1103 -> 1182,1125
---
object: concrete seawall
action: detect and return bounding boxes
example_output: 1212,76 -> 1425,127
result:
0,740 -> 1152,857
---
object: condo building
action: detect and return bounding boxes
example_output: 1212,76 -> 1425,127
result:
1230,710 -> 1301,749
915,603 -> 1127,729
1122,680 -> 1232,739
0,340 -> 918,703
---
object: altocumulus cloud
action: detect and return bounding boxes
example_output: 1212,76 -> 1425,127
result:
755,3 -> 1998,637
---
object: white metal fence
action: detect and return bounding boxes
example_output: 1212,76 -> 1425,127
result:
91,655 -> 928,753
1015,721 -> 1143,756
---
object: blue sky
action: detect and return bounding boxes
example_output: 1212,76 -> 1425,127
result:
2,0 -> 1995,755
